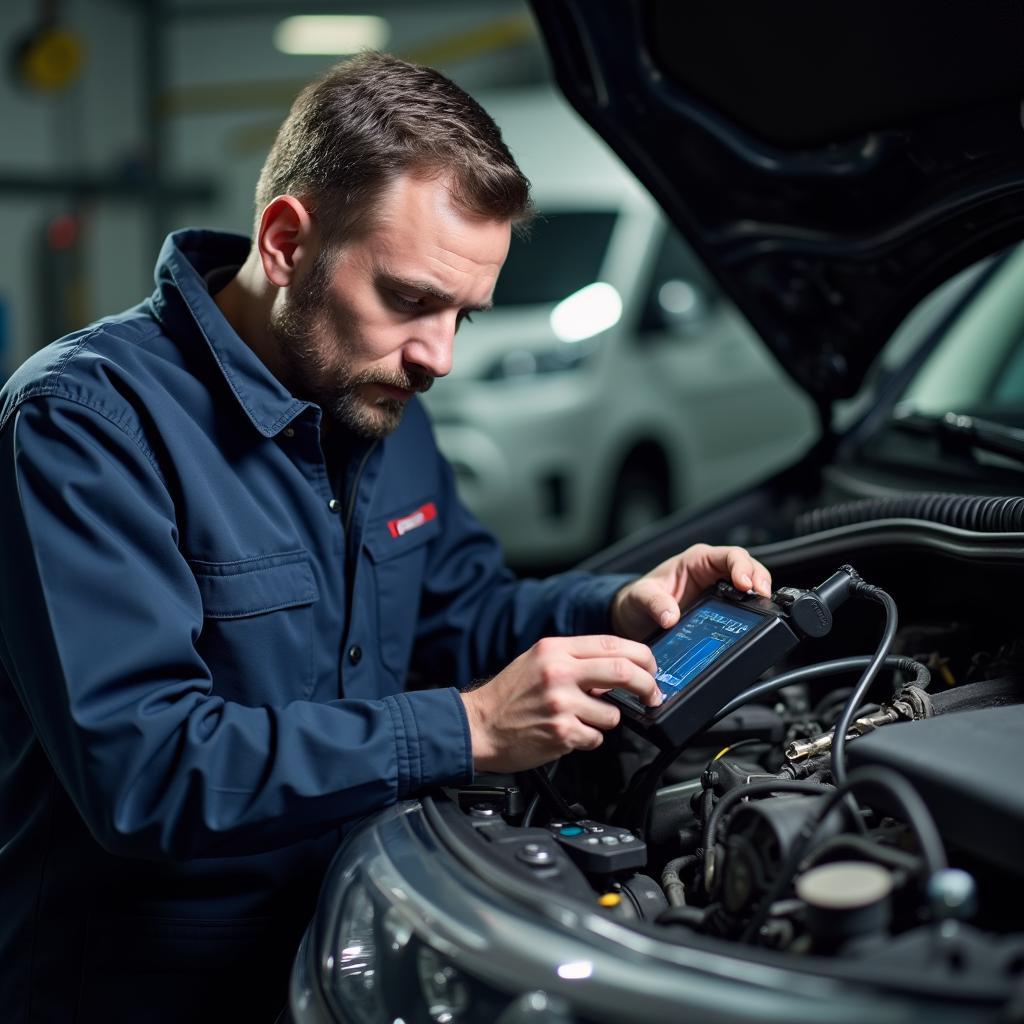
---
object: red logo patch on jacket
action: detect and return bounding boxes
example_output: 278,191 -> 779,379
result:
387,501 -> 438,538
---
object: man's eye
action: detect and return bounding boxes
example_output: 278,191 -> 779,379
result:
456,312 -> 474,331
390,291 -> 421,311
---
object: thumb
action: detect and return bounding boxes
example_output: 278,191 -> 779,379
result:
630,578 -> 680,631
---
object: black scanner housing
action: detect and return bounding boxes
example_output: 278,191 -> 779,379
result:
608,586 -> 800,751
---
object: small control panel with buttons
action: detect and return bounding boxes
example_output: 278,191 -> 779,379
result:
467,813 -> 595,900
546,819 -> 647,874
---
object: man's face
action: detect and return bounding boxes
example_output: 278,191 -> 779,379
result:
270,173 -> 511,438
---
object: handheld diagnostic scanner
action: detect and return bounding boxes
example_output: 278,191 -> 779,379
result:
608,567 -> 860,750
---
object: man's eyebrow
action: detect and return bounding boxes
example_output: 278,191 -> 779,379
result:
381,273 -> 493,313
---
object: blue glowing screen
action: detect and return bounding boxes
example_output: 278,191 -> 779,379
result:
652,599 -> 765,699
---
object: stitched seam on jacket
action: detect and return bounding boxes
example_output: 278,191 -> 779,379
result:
400,693 -> 422,793
198,595 -> 318,618
11,389 -> 167,486
450,687 -> 473,785
1,321 -> 163,434
187,549 -> 309,572
385,697 -> 409,799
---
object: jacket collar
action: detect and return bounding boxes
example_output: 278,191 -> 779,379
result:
148,228 -> 312,437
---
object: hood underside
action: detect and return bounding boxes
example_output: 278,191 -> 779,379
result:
530,0 -> 1024,405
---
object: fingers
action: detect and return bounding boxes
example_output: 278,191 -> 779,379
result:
568,722 -> 606,752
723,546 -> 772,596
576,691 -> 622,731
566,654 -> 662,707
548,633 -> 658,676
546,695 -> 616,753
532,635 -> 660,707
639,578 -> 680,631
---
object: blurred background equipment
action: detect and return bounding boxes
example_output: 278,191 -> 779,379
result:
9,2 -> 85,95
36,210 -> 88,345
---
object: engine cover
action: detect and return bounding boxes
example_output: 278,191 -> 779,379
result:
846,704 -> 1024,875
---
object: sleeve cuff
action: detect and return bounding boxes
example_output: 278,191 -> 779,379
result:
568,573 -> 638,636
385,688 -> 474,799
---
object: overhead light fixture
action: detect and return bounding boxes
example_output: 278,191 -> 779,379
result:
273,15 -> 390,56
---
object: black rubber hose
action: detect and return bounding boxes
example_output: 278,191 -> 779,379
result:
615,743 -> 680,832
709,655 -> 930,727
795,493 -> 1024,536
661,853 -> 702,907
831,584 -> 899,785
657,904 -> 711,929
523,762 -> 570,826
801,832 -> 923,875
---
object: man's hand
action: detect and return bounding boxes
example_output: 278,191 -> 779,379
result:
460,635 -> 662,773
610,543 -> 772,641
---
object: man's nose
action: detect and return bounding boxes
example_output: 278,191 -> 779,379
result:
404,311 -> 456,379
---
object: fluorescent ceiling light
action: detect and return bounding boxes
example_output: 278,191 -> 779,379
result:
274,15 -> 390,55
550,282 -> 623,342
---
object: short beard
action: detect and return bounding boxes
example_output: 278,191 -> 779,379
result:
269,249 -> 432,438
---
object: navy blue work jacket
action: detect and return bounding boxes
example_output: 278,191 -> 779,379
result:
0,229 -> 629,1021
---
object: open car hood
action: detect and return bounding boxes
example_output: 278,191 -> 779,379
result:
530,0 -> 1024,405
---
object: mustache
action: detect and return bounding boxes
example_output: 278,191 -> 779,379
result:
353,368 -> 434,394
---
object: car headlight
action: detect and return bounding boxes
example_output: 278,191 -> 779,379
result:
315,869 -> 507,1024
416,947 -> 470,1022
324,882 -> 476,1023
328,881 -> 384,1022
292,807 -> 595,1024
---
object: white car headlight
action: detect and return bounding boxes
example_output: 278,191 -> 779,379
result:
326,881 -> 385,1022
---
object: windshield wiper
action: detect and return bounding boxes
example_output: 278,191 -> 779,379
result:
890,410 -> 1024,467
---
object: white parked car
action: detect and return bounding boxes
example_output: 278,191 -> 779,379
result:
421,90 -> 818,568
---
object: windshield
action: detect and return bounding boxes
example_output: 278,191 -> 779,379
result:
492,210 -> 617,307
898,244 -> 1024,429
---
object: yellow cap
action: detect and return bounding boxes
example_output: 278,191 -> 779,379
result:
598,892 -> 621,908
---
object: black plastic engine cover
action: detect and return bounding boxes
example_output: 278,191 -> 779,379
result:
847,704 -> 1024,875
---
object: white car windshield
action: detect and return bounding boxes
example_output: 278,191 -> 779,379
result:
492,210 -> 617,307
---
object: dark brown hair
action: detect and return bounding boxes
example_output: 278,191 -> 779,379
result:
255,51 -> 532,243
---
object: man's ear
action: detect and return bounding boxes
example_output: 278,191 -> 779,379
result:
257,195 -> 315,288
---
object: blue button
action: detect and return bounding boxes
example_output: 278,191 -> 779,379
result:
559,826 -> 584,837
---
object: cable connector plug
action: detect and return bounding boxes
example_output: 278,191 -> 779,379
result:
776,565 -> 862,639
816,564 -> 862,609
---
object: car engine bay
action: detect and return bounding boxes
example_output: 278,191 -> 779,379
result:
444,513 -> 1024,1003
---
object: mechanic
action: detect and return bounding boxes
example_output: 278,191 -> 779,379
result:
0,52 -> 771,1022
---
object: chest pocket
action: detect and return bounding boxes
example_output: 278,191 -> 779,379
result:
190,550 -> 320,703
363,499 -> 442,679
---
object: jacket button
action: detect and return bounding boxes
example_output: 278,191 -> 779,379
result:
348,645 -> 362,665
282,427 -> 295,438
328,498 -> 341,513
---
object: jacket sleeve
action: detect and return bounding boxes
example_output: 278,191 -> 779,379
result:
0,396 -> 472,861
411,442 -> 635,686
